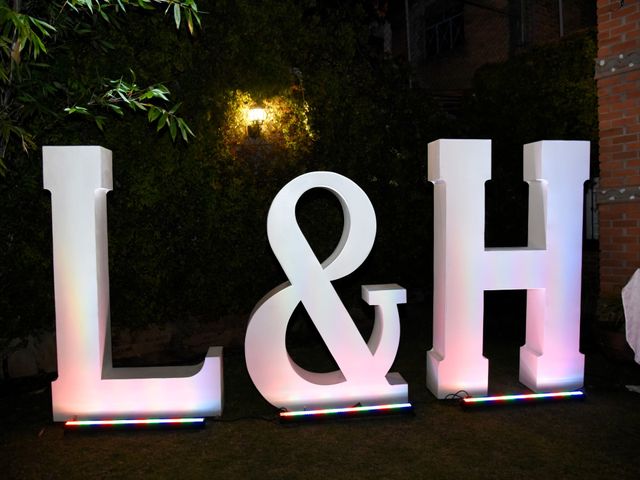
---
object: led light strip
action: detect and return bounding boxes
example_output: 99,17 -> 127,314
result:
280,402 -> 413,420
462,390 -> 584,406
64,417 -> 205,427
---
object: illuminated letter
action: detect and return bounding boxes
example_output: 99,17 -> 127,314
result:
44,146 -> 223,421
245,172 -> 407,410
427,140 -> 589,398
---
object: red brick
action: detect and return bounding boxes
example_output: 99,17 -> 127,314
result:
600,127 -> 626,137
602,278 -> 624,288
600,17 -> 624,31
611,21 -> 639,35
602,273 -> 635,284
609,100 -> 637,112
612,219 -> 638,227
611,118 -> 633,129
610,83 -> 636,95
597,76 -> 621,88
611,152 -> 638,162
599,111 -> 622,123
611,134 -> 638,144
600,258 -> 623,268
598,36 -> 624,49
620,251 -> 640,263
601,146 -> 625,157
598,30 -> 611,42
597,0 -> 612,9
610,265 -> 638,275
625,159 -> 640,168
626,70 -> 640,82
600,284 -> 622,296
599,177 -> 619,188
598,45 -> 614,57
597,85 -> 614,96
622,175 -> 640,185
601,242 -> 625,252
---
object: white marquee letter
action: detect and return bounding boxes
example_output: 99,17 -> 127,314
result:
245,172 -> 407,410
44,146 -> 223,421
427,140 -> 589,398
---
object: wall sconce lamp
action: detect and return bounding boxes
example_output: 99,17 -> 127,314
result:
247,107 -> 267,138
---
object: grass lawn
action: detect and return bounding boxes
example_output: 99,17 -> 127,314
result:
2,304 -> 640,479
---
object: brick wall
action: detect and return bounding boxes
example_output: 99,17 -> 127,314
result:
596,0 -> 640,296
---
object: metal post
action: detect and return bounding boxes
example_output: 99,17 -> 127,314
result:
405,0 -> 412,88
558,0 -> 564,37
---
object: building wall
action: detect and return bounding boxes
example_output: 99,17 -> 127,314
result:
411,0 -> 511,90
511,0 -> 595,52
596,0 -> 640,296
406,0 -> 595,91
527,0 -> 561,45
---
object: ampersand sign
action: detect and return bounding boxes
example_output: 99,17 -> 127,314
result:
245,171 -> 407,410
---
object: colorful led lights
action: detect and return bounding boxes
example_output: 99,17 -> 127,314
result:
279,402 -> 413,422
461,390 -> 584,408
64,417 -> 205,428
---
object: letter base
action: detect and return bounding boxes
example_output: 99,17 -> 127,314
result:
427,350 -> 490,399
519,346 -> 585,392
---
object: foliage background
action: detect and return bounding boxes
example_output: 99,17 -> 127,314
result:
464,31 -> 598,247
0,1 -> 596,340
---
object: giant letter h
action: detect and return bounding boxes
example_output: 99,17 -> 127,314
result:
427,140 -> 589,399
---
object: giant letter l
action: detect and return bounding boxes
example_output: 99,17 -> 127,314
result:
45,146 -> 223,421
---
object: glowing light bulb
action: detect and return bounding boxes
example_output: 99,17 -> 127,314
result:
248,108 -> 266,123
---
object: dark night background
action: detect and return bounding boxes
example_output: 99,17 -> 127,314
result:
3,3 -> 640,480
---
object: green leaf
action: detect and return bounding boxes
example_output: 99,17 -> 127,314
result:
169,118 -> 177,140
149,87 -> 169,101
186,10 -> 194,35
108,104 -> 124,115
94,116 -> 106,131
116,89 -> 129,103
29,17 -> 55,37
173,4 -> 181,29
76,1 -> 93,14
138,1 -> 155,10
177,117 -> 195,140
148,107 -> 161,122
177,118 -> 193,141
157,111 -> 169,131
132,100 -> 147,110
